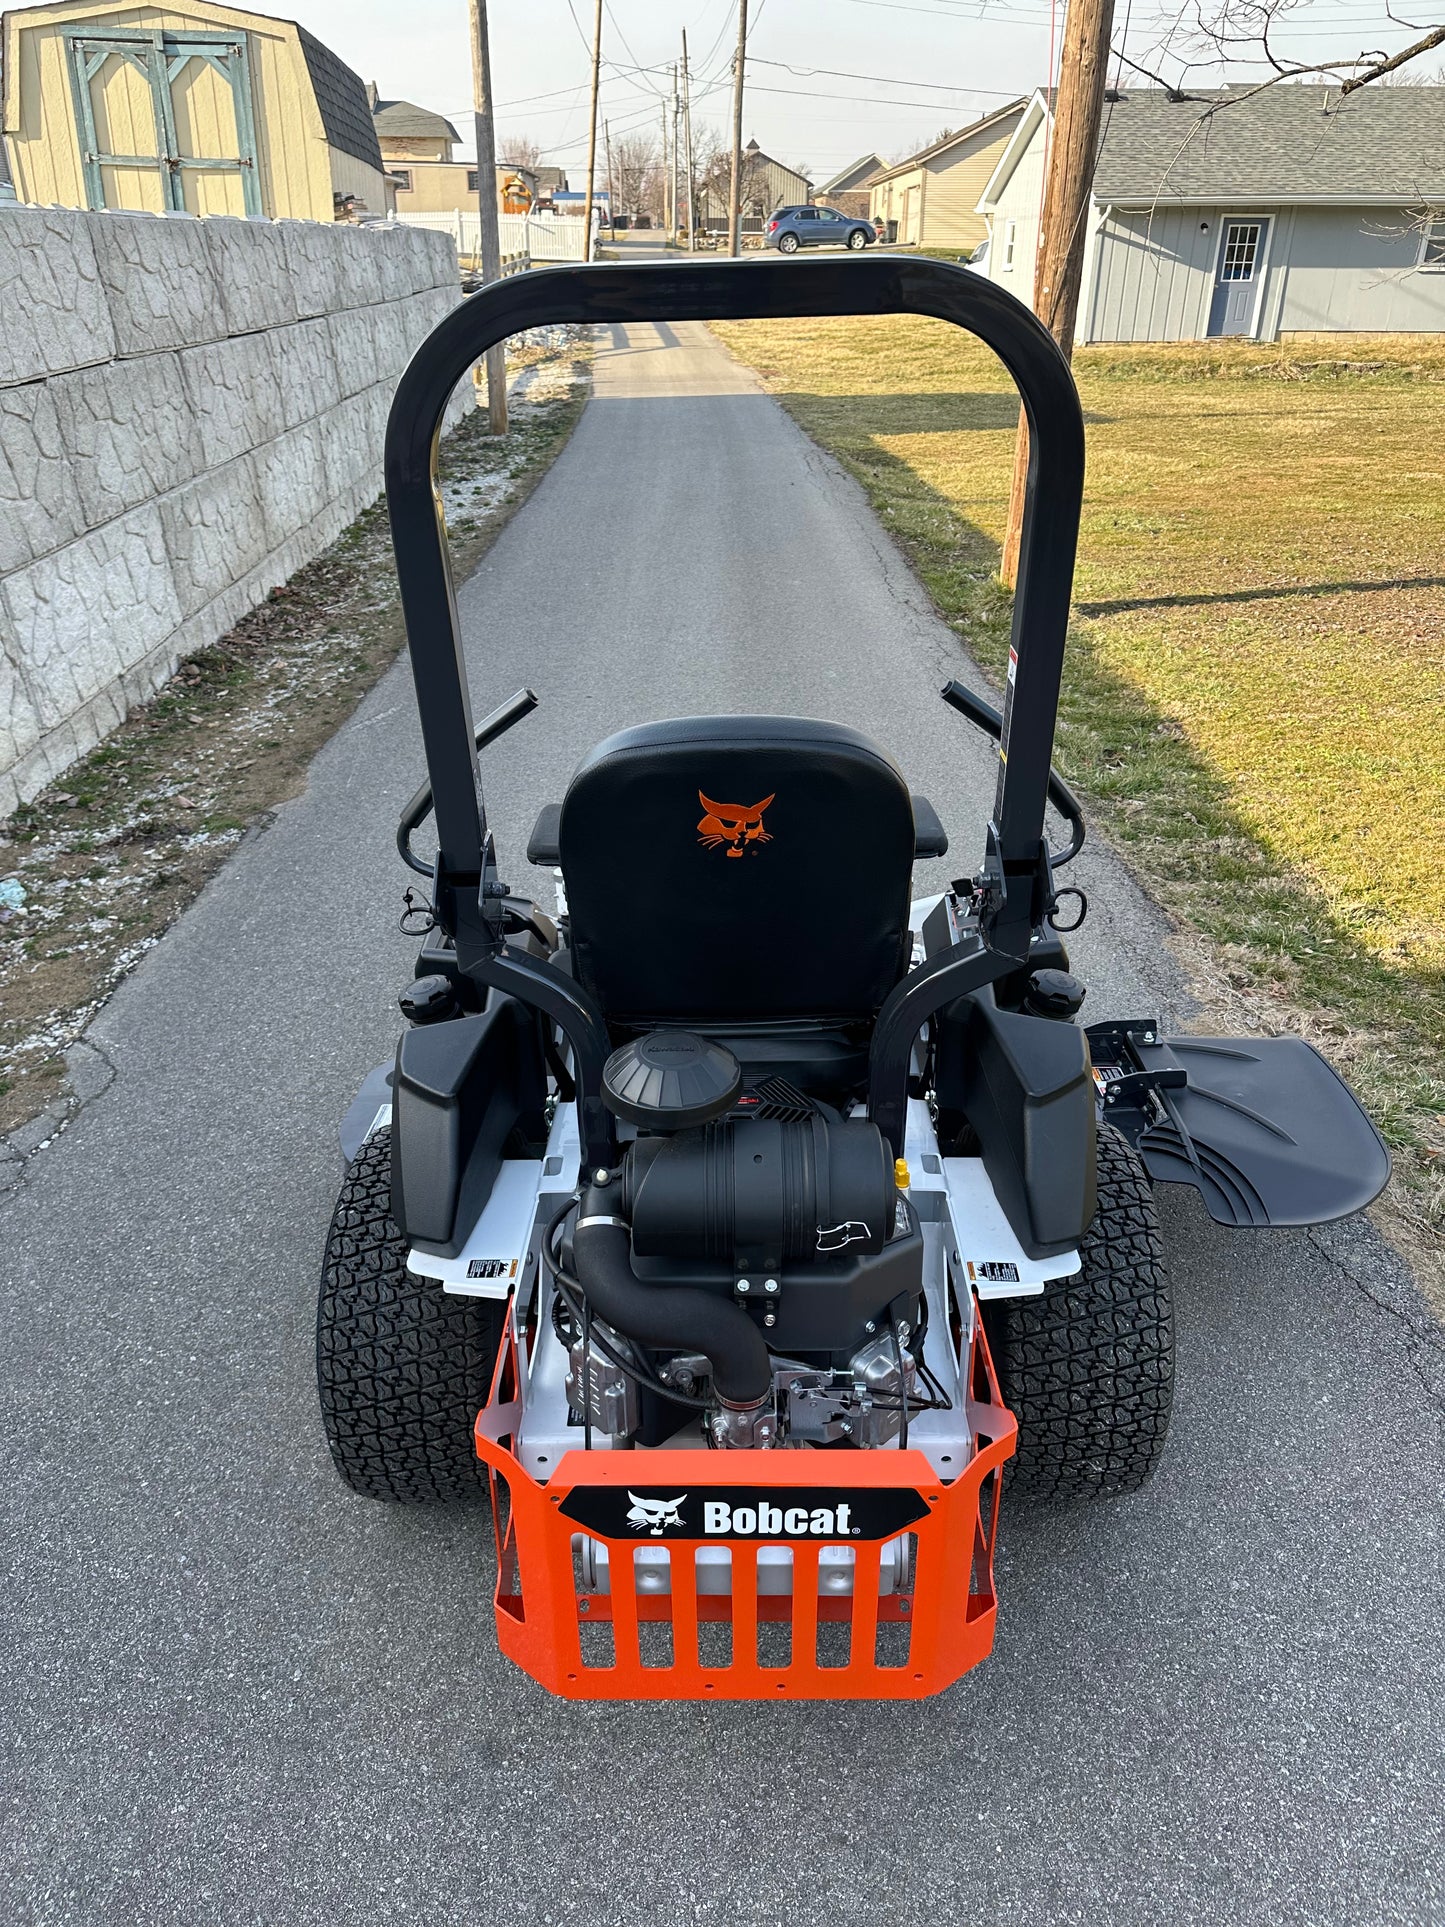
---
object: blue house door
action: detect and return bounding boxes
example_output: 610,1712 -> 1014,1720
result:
1207,218 -> 1269,336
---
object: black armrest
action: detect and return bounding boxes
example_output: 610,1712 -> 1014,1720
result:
527,801 -> 563,867
911,793 -> 948,859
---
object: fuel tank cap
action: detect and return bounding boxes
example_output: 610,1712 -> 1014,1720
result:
602,1031 -> 742,1130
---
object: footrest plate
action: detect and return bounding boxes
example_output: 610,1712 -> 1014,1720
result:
1087,1029 -> 1389,1228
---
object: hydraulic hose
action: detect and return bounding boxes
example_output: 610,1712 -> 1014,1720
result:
572,1182 -> 771,1406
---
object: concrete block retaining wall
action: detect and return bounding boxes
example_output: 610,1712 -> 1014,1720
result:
0,206 -> 471,816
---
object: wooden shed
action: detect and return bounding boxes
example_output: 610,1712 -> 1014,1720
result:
868,101 -> 1024,250
1,0 -> 389,219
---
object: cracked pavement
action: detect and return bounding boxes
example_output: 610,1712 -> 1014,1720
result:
2,320 -> 1442,1926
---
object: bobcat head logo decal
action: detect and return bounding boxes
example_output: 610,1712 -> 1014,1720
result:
697,791 -> 775,859
627,1492 -> 688,1535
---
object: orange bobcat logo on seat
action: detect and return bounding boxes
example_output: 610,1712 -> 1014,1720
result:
697,791 -> 775,858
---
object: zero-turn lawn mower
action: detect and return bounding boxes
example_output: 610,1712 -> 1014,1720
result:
317,258 -> 1389,1701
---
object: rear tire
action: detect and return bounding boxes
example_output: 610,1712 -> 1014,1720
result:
317,1127 -> 503,1503
847,227 -> 868,249
778,232 -> 800,254
983,1124 -> 1173,1500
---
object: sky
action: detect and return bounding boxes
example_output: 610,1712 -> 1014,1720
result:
306,0 -> 1435,182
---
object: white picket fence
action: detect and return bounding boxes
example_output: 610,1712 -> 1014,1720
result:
395,211 -> 592,269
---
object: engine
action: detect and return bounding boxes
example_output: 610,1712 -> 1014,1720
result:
555,1031 -> 926,1451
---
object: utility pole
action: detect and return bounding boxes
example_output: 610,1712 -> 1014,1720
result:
682,29 -> 695,251
660,102 -> 671,240
604,118 -> 615,240
999,0 -> 1116,585
671,64 -> 680,246
726,0 -> 748,256
580,0 -> 603,261
466,0 -> 506,431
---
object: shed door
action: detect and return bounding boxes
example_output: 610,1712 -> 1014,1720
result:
67,35 -> 169,212
67,29 -> 261,217
164,36 -> 261,217
901,184 -> 920,245
1207,218 -> 1269,336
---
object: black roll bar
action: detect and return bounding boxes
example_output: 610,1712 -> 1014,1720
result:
383,257 -> 1086,1157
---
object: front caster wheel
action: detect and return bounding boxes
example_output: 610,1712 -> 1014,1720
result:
316,1127 -> 503,1503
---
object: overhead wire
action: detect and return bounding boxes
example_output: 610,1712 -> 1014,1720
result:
746,56 -> 1030,96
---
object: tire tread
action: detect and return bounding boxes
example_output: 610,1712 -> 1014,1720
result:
985,1124 -> 1174,1501
316,1129 -> 502,1504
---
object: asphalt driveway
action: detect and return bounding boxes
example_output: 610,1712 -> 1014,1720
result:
3,319 -> 1442,1926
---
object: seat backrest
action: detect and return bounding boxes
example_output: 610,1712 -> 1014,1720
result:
557,716 -> 917,1027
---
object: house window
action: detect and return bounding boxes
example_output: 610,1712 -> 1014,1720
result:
1220,221 -> 1263,280
392,168 -> 412,192
467,169 -> 479,192
1003,219 -> 1017,270
1421,213 -> 1445,269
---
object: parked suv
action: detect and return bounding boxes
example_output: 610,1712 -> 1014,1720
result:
766,205 -> 874,253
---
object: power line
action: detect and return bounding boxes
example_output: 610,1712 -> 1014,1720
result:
743,80 -> 1022,109
746,55 -> 1029,96
604,1 -> 670,97
834,0 -> 1063,18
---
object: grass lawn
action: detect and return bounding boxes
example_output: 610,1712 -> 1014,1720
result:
713,317 -> 1445,1272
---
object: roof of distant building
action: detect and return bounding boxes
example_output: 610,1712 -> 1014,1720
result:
816,153 -> 885,195
369,93 -> 462,147
867,101 -> 1028,187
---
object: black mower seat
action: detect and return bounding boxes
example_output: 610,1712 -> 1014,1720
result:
529,788 -> 947,865
550,715 -> 923,1028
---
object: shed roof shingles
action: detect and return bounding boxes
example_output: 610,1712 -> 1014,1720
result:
299,28 -> 385,173
1094,84 -> 1445,202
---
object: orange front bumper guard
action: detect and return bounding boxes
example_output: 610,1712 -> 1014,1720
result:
474,1306 -> 1016,1701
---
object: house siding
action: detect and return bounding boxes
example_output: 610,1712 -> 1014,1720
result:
870,112 -> 1021,249
1276,206 -> 1445,333
920,126 -> 1016,249
1086,206 -> 1219,342
1084,202 -> 1445,341
870,166 -> 916,232
700,151 -> 809,226
983,121 -> 1046,295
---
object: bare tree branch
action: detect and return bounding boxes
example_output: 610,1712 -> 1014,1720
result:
1339,23 -> 1445,91
1110,48 -> 1192,96
1137,0 -> 1444,100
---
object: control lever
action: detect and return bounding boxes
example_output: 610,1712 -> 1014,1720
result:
940,679 -> 1085,868
397,687 -> 538,877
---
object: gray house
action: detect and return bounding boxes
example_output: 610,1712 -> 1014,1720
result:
813,152 -> 883,217
977,85 -> 1445,341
